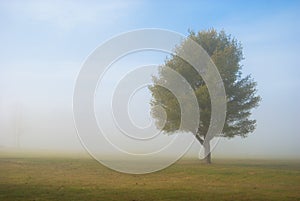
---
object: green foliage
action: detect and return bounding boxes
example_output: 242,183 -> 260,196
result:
150,29 -> 261,143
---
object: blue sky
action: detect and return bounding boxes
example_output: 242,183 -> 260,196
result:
0,0 -> 299,158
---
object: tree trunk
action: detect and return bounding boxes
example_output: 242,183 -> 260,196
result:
203,140 -> 211,164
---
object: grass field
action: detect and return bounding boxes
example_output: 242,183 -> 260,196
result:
0,154 -> 299,201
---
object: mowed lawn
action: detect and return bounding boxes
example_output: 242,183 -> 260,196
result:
0,155 -> 299,201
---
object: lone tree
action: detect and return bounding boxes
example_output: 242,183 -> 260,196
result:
149,29 -> 261,163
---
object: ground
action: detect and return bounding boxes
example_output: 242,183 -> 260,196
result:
0,154 -> 299,201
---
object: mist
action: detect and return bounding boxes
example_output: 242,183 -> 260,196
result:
0,1 -> 299,160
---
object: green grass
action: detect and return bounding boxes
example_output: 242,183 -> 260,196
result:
0,155 -> 299,201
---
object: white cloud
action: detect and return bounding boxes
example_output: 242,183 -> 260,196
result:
2,0 -> 141,30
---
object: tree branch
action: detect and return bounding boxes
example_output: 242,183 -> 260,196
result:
195,133 -> 204,145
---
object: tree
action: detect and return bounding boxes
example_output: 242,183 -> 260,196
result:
149,29 -> 261,163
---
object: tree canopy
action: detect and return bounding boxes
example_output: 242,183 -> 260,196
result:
149,29 -> 261,163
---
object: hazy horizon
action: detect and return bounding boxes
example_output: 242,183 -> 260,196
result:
1,1 -> 300,160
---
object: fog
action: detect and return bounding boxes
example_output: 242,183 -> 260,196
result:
0,1 -> 299,159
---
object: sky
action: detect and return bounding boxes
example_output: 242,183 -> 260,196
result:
0,0 -> 299,159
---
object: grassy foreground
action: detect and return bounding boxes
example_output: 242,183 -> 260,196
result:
0,155 -> 299,201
